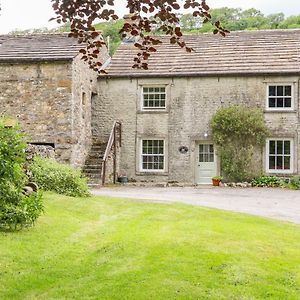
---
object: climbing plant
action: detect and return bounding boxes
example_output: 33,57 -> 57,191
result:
210,105 -> 269,182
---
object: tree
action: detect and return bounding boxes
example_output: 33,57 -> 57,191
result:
50,0 -> 228,72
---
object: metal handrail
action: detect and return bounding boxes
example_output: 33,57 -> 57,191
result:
102,121 -> 122,186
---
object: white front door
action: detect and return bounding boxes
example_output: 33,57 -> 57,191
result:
196,143 -> 217,184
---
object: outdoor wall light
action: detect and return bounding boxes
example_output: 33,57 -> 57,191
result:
204,132 -> 208,138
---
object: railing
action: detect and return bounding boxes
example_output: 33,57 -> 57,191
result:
101,121 -> 122,186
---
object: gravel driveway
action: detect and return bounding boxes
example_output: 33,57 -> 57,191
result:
91,186 -> 300,224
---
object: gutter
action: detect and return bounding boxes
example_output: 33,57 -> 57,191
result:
97,71 -> 300,80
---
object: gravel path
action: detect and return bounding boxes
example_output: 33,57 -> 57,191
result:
91,186 -> 300,224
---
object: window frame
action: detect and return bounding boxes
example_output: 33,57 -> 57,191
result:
266,84 -> 294,111
199,143 -> 215,163
140,138 -> 166,173
141,85 -> 167,111
266,138 -> 294,174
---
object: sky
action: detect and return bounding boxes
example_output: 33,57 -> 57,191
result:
0,0 -> 300,34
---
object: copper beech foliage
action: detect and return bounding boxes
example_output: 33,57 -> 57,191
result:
50,0 -> 228,73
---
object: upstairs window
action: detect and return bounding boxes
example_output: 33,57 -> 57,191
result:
142,86 -> 166,110
267,85 -> 293,109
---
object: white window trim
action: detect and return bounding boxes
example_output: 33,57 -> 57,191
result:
265,83 -> 294,111
141,85 -> 167,111
139,138 -> 166,173
266,138 -> 294,174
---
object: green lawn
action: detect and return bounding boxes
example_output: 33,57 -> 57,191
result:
1,193 -> 300,300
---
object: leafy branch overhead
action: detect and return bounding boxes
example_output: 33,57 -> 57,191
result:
50,0 -> 228,72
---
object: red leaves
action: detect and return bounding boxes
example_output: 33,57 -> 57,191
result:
175,27 -> 182,37
50,0 -> 228,72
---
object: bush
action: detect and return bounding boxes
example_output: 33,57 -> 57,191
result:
211,105 -> 269,182
30,157 -> 90,197
0,191 -> 43,231
290,175 -> 300,190
251,176 -> 284,187
0,120 -> 43,230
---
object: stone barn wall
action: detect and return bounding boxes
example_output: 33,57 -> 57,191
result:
0,59 -> 97,168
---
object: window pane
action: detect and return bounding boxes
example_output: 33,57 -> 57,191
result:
284,98 -> 292,108
209,145 -> 214,153
284,86 -> 291,96
199,145 -> 204,153
269,156 -> 276,169
284,156 -> 290,170
277,98 -> 284,107
209,154 -> 214,162
269,86 -> 276,96
269,141 -> 276,154
284,141 -> 290,154
277,141 -> 283,154
277,86 -> 284,96
276,156 -> 283,169
269,98 -> 276,107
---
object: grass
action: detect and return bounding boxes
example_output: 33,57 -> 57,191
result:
0,193 -> 300,300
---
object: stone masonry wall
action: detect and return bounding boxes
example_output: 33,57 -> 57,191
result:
0,61 -> 75,163
0,58 -> 98,168
70,55 -> 98,168
95,75 -> 300,184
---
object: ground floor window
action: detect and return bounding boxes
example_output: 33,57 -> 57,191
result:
141,139 -> 165,171
266,139 -> 293,173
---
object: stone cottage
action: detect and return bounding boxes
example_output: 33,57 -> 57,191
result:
0,33 -> 108,168
95,29 -> 300,184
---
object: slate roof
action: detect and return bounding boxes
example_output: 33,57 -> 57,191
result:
0,33 -> 82,62
104,29 -> 300,78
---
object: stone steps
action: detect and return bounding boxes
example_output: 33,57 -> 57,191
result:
83,141 -> 108,185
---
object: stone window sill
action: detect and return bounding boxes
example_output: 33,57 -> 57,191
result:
137,110 -> 169,114
136,171 -> 169,176
264,109 -> 297,113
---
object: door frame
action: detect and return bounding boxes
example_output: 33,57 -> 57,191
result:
194,141 -> 219,185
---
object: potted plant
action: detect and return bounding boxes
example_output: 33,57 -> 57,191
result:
212,176 -> 223,186
118,174 -> 128,184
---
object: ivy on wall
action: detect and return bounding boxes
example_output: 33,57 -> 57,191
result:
210,105 -> 269,182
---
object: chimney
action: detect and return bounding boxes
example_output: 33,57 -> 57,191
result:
122,13 -> 140,44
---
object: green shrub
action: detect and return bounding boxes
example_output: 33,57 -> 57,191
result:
251,176 -> 284,187
0,191 -> 43,231
211,105 -> 269,182
0,120 -> 43,230
290,175 -> 300,190
31,157 -> 90,197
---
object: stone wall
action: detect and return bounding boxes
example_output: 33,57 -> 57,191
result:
0,61 -> 74,163
0,56 -> 98,168
95,75 -> 300,184
70,55 -> 98,168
